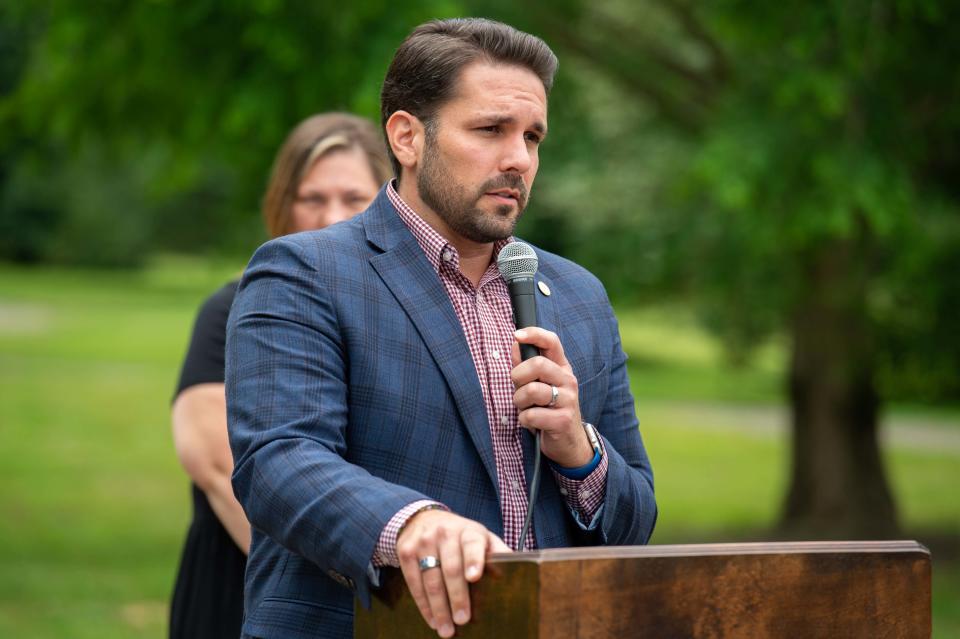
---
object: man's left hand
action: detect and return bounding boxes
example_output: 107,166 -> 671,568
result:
511,328 -> 593,468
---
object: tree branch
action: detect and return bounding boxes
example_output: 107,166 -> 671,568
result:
540,11 -> 710,133
656,0 -> 731,84
589,8 -> 721,99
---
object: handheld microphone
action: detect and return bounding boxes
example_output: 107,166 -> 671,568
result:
497,241 -> 541,361
496,241 -> 542,551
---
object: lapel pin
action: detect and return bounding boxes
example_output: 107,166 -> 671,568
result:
537,281 -> 551,296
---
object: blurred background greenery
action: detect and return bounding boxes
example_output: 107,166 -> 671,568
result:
1,0 -> 957,636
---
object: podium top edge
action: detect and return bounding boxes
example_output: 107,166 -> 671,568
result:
489,540 -> 930,563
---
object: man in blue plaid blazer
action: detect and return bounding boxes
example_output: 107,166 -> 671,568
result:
226,18 -> 656,639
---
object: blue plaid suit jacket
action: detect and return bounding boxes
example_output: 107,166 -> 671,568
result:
226,187 -> 656,638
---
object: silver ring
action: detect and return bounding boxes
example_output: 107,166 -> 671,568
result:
418,556 -> 441,571
548,385 -> 559,408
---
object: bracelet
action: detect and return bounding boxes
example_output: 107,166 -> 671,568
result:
396,503 -> 448,540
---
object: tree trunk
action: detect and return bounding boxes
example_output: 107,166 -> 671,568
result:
781,239 -> 899,539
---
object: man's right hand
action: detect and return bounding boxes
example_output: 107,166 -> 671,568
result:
396,509 -> 512,638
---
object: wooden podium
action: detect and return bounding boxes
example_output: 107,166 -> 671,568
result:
355,541 -> 930,638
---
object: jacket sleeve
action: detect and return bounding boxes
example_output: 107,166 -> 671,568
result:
592,291 -> 658,545
225,236 -> 429,606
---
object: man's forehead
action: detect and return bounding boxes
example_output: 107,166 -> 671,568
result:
443,62 -> 548,122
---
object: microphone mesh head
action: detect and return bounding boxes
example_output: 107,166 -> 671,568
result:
497,241 -> 539,281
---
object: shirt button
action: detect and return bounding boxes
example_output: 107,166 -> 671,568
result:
500,415 -> 509,426
492,350 -> 500,359
581,489 -> 592,498
511,480 -> 521,491
442,249 -> 453,262
559,487 -> 568,496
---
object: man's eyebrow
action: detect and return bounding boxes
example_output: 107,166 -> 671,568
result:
473,114 -> 548,136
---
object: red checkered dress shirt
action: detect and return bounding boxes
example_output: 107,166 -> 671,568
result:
373,182 -> 607,564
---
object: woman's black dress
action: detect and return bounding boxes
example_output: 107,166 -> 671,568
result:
169,281 -> 246,639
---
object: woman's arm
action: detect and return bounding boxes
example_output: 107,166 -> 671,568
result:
172,382 -> 251,554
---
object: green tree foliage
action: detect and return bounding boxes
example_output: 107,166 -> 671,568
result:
0,0 -> 460,263
675,1 -> 960,405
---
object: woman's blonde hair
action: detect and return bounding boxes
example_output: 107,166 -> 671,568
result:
261,113 -> 392,238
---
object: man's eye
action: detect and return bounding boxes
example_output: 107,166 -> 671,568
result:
478,125 -> 499,133
525,132 -> 542,144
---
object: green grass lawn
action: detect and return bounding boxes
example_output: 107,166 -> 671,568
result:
1,258 -> 957,637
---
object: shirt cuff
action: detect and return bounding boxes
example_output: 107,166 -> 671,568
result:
551,438 -> 608,523
371,500 -> 448,568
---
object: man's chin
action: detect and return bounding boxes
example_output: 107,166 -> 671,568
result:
473,219 -> 518,243
453,214 -> 514,244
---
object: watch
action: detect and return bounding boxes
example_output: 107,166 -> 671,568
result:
582,421 -> 602,459
549,421 -> 604,480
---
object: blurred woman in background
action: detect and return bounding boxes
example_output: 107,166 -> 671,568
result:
169,113 -> 391,639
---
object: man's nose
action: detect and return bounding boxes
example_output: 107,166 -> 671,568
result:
499,133 -> 534,174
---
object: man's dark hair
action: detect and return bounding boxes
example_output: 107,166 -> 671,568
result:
380,18 -> 558,177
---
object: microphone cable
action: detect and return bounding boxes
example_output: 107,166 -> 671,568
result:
518,431 -> 541,551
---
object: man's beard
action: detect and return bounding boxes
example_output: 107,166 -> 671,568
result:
417,135 -> 529,244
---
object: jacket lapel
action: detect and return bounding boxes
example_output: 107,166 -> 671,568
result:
364,191 -> 501,498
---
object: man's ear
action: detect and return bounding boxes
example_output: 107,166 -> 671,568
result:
385,110 -> 425,173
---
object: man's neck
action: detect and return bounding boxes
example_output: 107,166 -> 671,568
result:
396,177 -> 494,287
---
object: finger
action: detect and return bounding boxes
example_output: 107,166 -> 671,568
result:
419,540 -> 455,638
514,328 -> 569,367
398,549 -> 435,630
460,528 -> 489,583
511,338 -> 521,367
439,533 -> 470,626
513,381 -> 561,411
510,353 -> 564,389
517,405 -> 571,434
460,528 -> 511,584
487,532 -> 513,554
